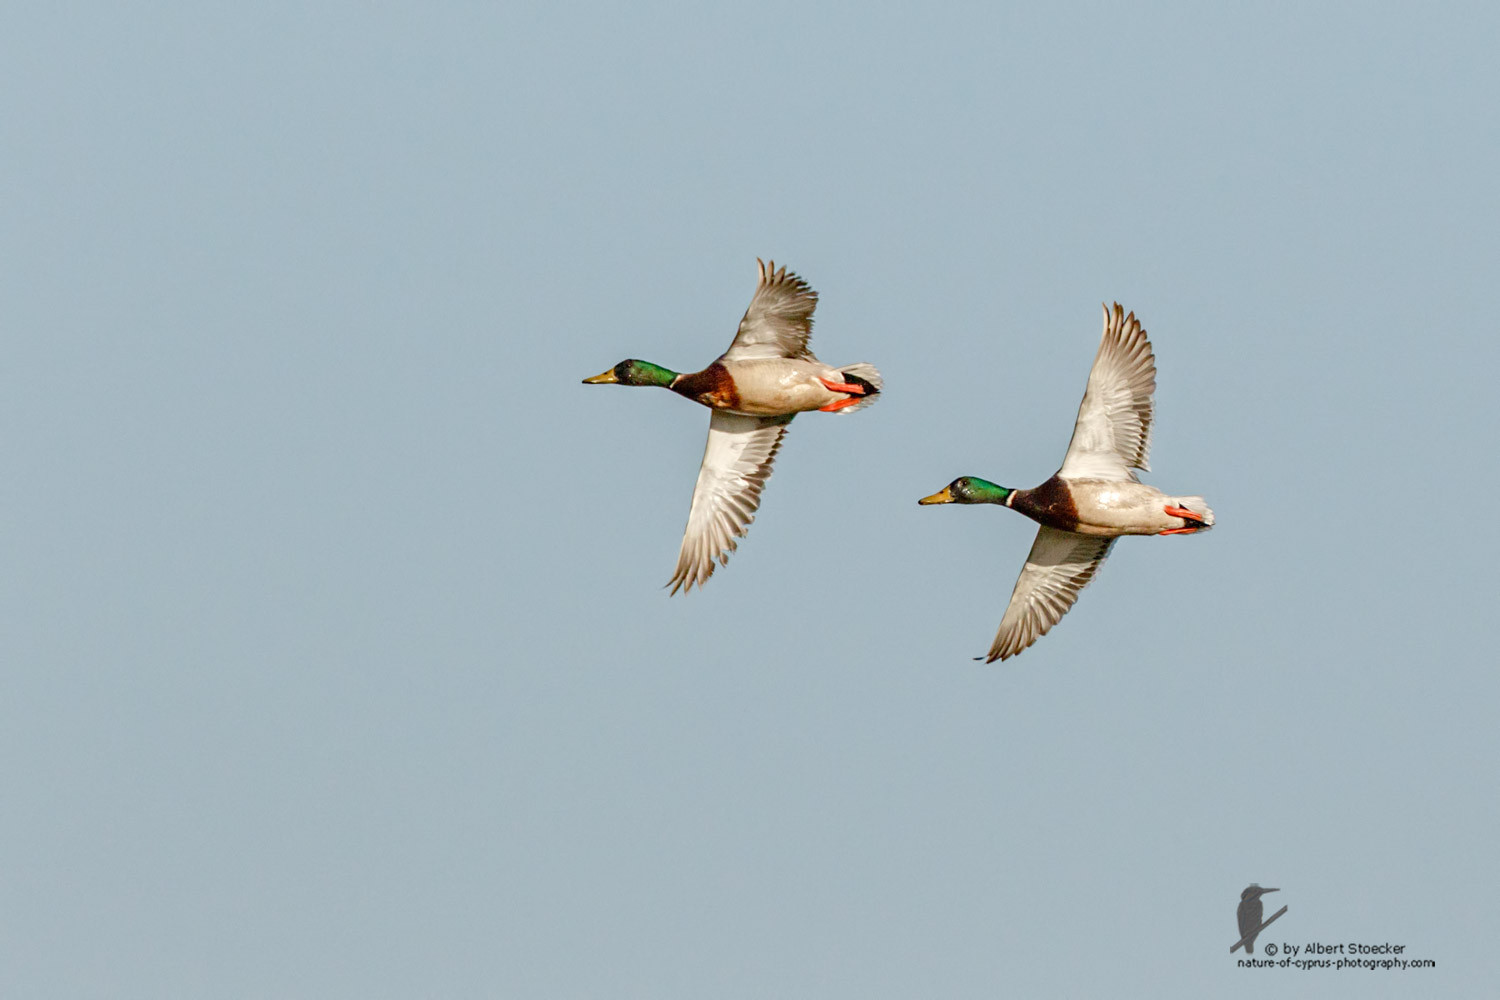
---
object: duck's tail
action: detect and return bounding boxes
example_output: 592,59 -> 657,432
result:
828,363 -> 882,414
1166,496 -> 1214,528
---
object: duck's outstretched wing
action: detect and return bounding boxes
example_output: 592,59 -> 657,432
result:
719,259 -> 818,362
668,411 -> 794,594
1057,303 -> 1156,482
986,527 -> 1114,662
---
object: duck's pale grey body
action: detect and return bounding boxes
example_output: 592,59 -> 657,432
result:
716,358 -> 873,416
1023,479 -> 1214,537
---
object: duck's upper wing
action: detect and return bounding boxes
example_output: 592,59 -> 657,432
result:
668,410 -> 794,594
719,259 -> 818,362
986,526 -> 1115,662
1057,303 -> 1156,482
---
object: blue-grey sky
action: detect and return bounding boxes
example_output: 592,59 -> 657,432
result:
6,3 -> 1497,997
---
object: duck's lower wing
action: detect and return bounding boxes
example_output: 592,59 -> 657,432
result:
987,526 -> 1115,662
668,411 -> 794,595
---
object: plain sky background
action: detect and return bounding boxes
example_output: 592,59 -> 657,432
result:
5,2 -> 1497,997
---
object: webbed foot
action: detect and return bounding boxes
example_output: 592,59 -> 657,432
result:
818,376 -> 867,395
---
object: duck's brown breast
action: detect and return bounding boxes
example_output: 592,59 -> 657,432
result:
670,362 -> 740,410
1011,475 -> 1081,532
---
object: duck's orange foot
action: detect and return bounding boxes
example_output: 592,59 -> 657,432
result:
818,376 -> 866,395
1161,504 -> 1206,535
819,396 -> 862,412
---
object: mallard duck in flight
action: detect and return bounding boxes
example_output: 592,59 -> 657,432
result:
584,259 -> 882,594
919,304 -> 1212,661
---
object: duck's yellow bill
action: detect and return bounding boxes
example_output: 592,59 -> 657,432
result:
918,487 -> 955,505
582,368 -> 618,384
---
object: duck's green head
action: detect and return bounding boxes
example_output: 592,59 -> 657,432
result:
582,360 -> 678,388
918,476 -> 1013,506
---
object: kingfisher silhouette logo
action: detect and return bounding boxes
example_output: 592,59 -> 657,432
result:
1229,885 -> 1435,971
1231,884 -> 1287,953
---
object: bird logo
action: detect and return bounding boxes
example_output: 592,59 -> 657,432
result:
1232,884 -> 1287,954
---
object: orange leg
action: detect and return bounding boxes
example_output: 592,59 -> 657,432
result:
818,376 -> 866,395
1163,504 -> 1204,522
819,396 -> 862,412
1160,504 -> 1205,535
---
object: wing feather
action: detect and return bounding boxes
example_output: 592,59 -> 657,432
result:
1057,303 -> 1156,482
986,527 -> 1115,662
719,259 -> 818,362
668,411 -> 793,594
